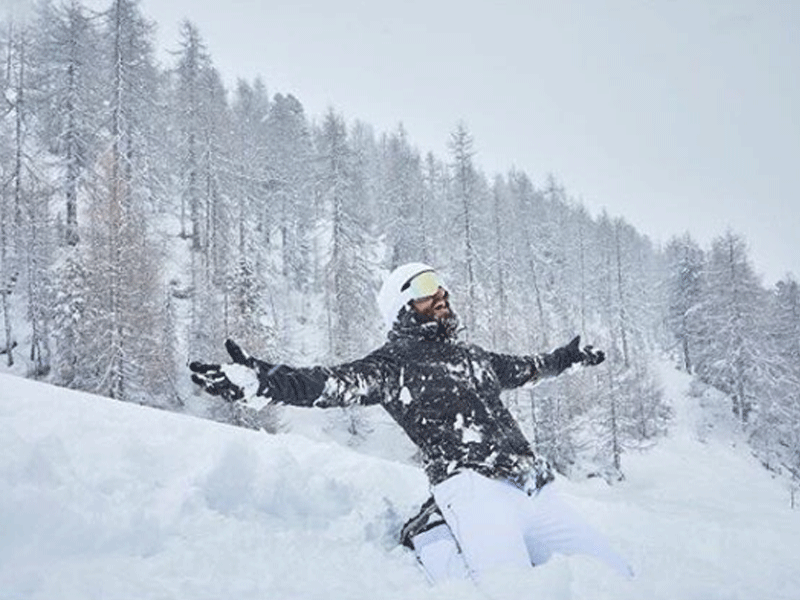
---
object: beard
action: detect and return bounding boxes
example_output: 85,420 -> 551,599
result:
391,303 -> 460,341
416,297 -> 451,321
414,302 -> 460,339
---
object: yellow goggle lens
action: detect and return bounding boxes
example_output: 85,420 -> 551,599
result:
403,270 -> 445,300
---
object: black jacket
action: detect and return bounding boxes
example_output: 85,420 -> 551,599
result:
265,308 -> 564,490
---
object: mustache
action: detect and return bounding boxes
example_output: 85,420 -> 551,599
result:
433,297 -> 449,308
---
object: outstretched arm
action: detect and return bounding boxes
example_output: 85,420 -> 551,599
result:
488,335 -> 605,389
539,335 -> 605,375
190,340 -> 395,409
190,339 -> 327,409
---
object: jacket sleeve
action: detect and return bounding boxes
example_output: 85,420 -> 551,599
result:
264,349 -> 398,408
485,350 -> 564,390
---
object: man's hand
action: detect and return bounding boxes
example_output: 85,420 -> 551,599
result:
545,336 -> 605,375
189,360 -> 246,401
580,343 -> 605,366
189,339 -> 275,404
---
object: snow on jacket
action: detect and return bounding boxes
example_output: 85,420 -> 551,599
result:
266,308 -> 559,490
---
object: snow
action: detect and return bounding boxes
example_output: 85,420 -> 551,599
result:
219,363 -> 264,406
1,364 -> 799,600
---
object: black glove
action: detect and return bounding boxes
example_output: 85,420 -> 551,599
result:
581,343 -> 605,366
189,359 -> 245,401
189,339 -> 278,402
544,336 -> 605,375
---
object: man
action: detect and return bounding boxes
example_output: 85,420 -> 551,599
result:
190,262 -> 631,583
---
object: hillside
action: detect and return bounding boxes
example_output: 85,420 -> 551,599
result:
1,366 -> 798,600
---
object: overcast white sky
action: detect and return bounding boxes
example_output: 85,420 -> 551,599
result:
5,0 -> 799,284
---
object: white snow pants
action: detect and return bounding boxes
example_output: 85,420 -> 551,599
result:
412,470 -> 632,583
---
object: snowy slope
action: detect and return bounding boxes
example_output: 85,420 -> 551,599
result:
1,366 -> 798,600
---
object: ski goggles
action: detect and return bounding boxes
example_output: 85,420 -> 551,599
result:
401,270 -> 446,300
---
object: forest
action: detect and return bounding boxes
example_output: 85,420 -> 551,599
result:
1,0 -> 798,486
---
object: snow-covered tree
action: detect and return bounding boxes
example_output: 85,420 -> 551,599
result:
174,20 -> 208,251
419,151 -> 449,268
447,122 -> 488,341
314,109 -> 378,361
30,0 -> 103,247
379,124 -> 426,267
65,0 -> 172,402
750,276 -> 800,477
80,150 -> 164,400
487,174 -> 513,350
52,251 -> 88,387
265,93 -> 314,291
664,233 -> 705,373
222,78 -> 277,359
505,170 -> 551,350
694,232 -> 768,424
170,20 -> 233,361
1,18 -> 58,374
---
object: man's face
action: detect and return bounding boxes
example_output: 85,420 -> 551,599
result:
410,287 -> 451,321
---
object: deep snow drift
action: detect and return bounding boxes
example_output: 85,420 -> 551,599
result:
1,365 -> 798,600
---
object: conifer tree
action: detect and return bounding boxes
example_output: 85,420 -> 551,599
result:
694,232 -> 768,424
52,251 -> 87,387
664,233 -> 705,373
172,20 -> 232,360
448,123 -> 483,340
72,0 -> 168,402
314,109 -> 378,361
31,0 -> 103,247
265,93 -> 314,291
419,151 -> 448,267
2,19 -> 56,374
224,78 -> 275,358
750,276 -> 800,477
380,125 -> 426,267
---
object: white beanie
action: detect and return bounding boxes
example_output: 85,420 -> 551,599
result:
376,262 -> 445,331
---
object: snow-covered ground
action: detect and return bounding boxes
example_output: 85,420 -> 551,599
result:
1,364 -> 798,600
